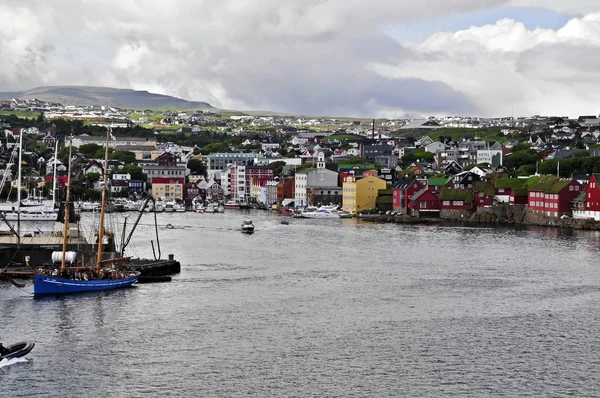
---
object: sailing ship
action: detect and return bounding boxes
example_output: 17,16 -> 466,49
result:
33,131 -> 140,296
0,133 -> 58,221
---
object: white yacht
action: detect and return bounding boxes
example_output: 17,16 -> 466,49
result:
296,206 -> 340,219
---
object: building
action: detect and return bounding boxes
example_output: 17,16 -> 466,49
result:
576,173 -> 600,220
69,135 -> 157,149
207,153 -> 265,171
342,175 -> 387,213
528,176 -> 582,218
277,177 -> 295,203
392,178 -> 424,214
143,152 -> 186,200
294,153 -> 339,207
409,188 -> 441,217
360,144 -> 397,168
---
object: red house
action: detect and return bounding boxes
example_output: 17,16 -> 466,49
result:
184,181 -> 200,201
527,176 -> 582,218
473,181 -> 495,208
392,178 -> 424,214
277,177 -> 295,202
439,187 -> 474,211
409,188 -> 441,217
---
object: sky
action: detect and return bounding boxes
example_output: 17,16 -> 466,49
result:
2,0 -> 600,118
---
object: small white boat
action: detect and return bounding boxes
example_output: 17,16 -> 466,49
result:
296,206 -> 340,219
241,219 -> 254,233
166,223 -> 174,229
195,203 -> 206,213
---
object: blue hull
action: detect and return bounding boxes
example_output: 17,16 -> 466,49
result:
33,273 -> 140,296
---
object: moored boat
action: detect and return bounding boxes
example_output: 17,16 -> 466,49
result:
33,131 -> 142,297
224,200 -> 240,209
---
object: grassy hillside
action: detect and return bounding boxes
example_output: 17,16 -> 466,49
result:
0,86 -> 214,110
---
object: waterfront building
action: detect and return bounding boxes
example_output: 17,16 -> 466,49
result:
575,173 -> 600,220
528,176 -> 582,218
266,179 -> 279,205
409,188 -> 441,218
295,153 -> 339,207
277,177 -> 295,203
196,178 -> 225,202
143,152 -> 186,200
392,178 -> 424,214
473,181 -> 496,208
439,188 -> 474,211
342,175 -> 387,213
493,177 -> 528,204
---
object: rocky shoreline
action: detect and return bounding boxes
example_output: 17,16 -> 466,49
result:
359,205 -> 600,231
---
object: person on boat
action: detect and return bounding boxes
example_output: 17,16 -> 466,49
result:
0,343 -> 8,356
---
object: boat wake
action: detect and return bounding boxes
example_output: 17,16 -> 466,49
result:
0,357 -> 29,369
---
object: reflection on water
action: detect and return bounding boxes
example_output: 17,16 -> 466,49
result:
2,211 -> 600,397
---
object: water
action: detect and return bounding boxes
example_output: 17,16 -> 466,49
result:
2,211 -> 600,397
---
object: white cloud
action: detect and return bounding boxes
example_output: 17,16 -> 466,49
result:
372,12 -> 600,117
3,0 -> 600,117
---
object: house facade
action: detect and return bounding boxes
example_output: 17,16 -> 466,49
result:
409,188 -> 441,217
392,178 -> 424,214
342,175 -> 387,213
528,176 -> 583,218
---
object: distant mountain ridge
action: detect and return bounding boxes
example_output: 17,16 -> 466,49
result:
0,86 -> 214,110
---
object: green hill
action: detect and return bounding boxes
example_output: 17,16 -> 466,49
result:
0,86 -> 215,110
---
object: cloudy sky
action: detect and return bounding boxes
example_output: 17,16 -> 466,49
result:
2,0 -> 600,118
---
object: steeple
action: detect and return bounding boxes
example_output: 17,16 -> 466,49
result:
317,152 -> 325,169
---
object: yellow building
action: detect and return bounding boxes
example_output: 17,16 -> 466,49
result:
151,181 -> 183,200
342,175 -> 387,213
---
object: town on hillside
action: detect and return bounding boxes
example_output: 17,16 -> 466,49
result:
2,97 -> 600,224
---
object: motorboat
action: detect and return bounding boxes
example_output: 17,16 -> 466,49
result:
241,219 -> 255,233
224,200 -> 240,209
281,219 -> 290,225
338,211 -> 354,219
166,223 -> 174,229
296,206 -> 340,219
195,203 -> 206,213
0,342 -> 35,361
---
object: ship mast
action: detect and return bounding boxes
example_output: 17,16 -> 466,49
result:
96,128 -> 110,268
16,129 -> 22,237
52,140 -> 58,209
60,142 -> 73,271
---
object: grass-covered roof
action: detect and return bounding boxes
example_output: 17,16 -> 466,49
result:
473,181 -> 496,196
494,177 -> 528,189
440,187 -> 473,203
427,177 -> 452,186
527,175 -> 572,193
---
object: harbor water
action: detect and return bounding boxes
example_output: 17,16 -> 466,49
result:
2,210 -> 600,397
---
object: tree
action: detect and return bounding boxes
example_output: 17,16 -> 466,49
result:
269,161 -> 287,177
202,142 -> 230,154
111,151 -> 136,163
121,164 -> 145,181
187,158 -> 206,176
79,143 -> 102,158
504,151 -> 539,170
79,172 -> 101,188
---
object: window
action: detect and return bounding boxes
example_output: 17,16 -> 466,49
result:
569,186 -> 573,191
